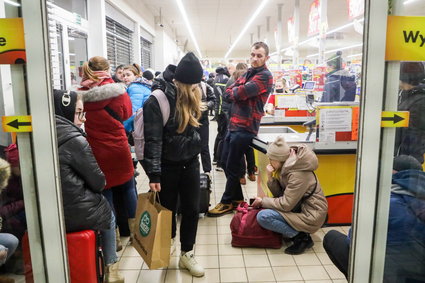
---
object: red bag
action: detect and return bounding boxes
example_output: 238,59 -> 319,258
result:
230,202 -> 282,249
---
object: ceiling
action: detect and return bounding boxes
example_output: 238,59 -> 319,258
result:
126,0 -> 425,61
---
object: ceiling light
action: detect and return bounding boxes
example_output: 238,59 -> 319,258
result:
4,0 -> 21,6
224,0 -> 270,59
175,0 -> 202,58
347,53 -> 363,58
306,53 -> 319,58
325,43 -> 363,54
404,0 -> 418,4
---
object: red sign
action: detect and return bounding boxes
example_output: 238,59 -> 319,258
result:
347,0 -> 364,19
287,17 -> 295,44
308,0 -> 320,36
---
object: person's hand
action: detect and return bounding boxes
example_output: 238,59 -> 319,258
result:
149,183 -> 161,192
266,164 -> 275,177
251,197 -> 263,208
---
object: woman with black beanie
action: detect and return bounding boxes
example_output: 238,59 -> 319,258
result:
53,89 -> 124,283
141,52 -> 206,277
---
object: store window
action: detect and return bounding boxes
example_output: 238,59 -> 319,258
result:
48,0 -> 87,19
51,23 -> 65,90
140,36 -> 152,70
68,28 -> 87,87
106,16 -> 133,71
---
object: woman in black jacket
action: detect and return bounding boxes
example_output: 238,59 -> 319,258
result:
141,52 -> 205,277
53,89 -> 124,283
395,62 -> 425,164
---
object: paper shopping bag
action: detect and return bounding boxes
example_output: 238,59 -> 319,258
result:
133,192 -> 172,269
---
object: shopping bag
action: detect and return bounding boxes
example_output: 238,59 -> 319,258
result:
133,192 -> 172,269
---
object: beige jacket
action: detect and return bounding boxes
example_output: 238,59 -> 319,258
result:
261,145 -> 328,234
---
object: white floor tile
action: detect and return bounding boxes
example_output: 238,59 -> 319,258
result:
193,255 -> 219,269
293,253 -> 321,266
195,244 -> 219,256
242,247 -> 267,255
246,266 -> 276,282
120,256 -> 144,270
196,234 -> 218,245
218,244 -> 243,255
272,266 -> 303,281
164,269 -> 193,283
220,267 -> 248,282
324,264 -> 346,279
121,270 -> 141,282
268,253 -> 297,266
244,254 -> 270,267
219,255 -> 245,268
316,252 -> 333,265
137,269 -> 167,283
299,265 -> 331,280
192,268 -> 220,283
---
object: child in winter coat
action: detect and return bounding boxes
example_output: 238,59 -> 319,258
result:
251,136 -> 328,255
121,64 -> 152,133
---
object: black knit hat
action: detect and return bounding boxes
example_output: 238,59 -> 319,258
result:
143,70 -> 154,81
174,52 -> 203,84
393,155 -> 422,172
53,89 -> 78,123
400,62 -> 425,86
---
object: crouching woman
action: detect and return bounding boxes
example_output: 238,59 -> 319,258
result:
252,136 -> 328,255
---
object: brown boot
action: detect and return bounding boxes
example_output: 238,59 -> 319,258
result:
115,228 -> 123,252
105,262 -> 124,283
128,218 -> 136,244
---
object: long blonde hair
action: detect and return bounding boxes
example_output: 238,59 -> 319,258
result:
82,56 -> 110,82
174,80 -> 203,133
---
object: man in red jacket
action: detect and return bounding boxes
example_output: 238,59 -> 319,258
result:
208,42 -> 273,217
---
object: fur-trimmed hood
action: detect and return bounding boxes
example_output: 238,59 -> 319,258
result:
78,83 -> 126,102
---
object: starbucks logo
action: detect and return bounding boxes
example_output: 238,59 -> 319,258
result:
139,211 -> 151,237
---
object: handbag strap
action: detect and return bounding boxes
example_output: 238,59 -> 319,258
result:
303,172 -> 318,201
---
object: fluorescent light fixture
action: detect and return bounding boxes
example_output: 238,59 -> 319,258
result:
347,53 -> 363,58
306,53 -> 319,58
224,0 -> 270,59
307,44 -> 363,58
175,0 -> 202,58
404,0 -> 418,4
325,43 -> 363,54
4,0 -> 21,6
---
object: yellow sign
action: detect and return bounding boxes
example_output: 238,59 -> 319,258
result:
386,16 -> 425,61
2,116 -> 32,132
0,18 -> 26,65
381,111 -> 409,128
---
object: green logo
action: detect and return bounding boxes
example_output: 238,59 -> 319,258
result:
139,211 -> 151,237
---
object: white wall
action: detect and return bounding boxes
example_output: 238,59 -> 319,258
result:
105,0 -> 181,71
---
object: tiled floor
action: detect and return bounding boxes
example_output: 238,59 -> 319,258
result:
124,120 -> 349,283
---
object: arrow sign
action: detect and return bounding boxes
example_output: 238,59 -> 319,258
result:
381,111 -> 409,128
2,115 -> 32,132
7,119 -> 31,129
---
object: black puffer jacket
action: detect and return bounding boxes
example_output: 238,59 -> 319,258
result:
141,65 -> 202,183
395,85 -> 425,163
214,70 -> 230,115
56,115 -> 111,232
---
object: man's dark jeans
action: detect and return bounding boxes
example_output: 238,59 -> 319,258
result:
220,130 -> 255,204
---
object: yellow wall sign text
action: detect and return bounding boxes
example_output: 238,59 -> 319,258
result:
386,16 -> 425,61
0,18 -> 26,65
2,116 -> 32,132
381,111 -> 409,128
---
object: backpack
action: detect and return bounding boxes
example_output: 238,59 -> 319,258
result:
133,89 -> 170,160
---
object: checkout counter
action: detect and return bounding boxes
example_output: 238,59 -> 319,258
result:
253,102 -> 359,225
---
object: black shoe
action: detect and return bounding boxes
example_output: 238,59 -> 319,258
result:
284,232 -> 314,255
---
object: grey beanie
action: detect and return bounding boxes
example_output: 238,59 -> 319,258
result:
267,136 -> 290,162
393,155 -> 422,172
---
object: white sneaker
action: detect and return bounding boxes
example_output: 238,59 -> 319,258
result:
171,238 -> 176,256
179,250 -> 205,277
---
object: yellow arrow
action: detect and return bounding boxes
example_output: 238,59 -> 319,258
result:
2,115 -> 32,132
381,111 -> 409,128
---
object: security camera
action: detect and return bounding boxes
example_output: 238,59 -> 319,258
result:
159,23 -> 164,27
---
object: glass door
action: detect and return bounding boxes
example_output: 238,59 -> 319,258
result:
349,0 -> 425,282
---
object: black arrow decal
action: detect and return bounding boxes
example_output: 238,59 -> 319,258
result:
382,114 -> 404,124
7,119 -> 31,129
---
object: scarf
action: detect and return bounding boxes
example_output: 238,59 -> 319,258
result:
80,71 -> 111,89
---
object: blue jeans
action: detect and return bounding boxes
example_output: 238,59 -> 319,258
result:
257,209 -> 299,238
101,211 -> 118,265
103,178 -> 137,218
0,233 -> 19,265
220,131 -> 255,204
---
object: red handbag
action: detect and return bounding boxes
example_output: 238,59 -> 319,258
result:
230,202 -> 282,249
